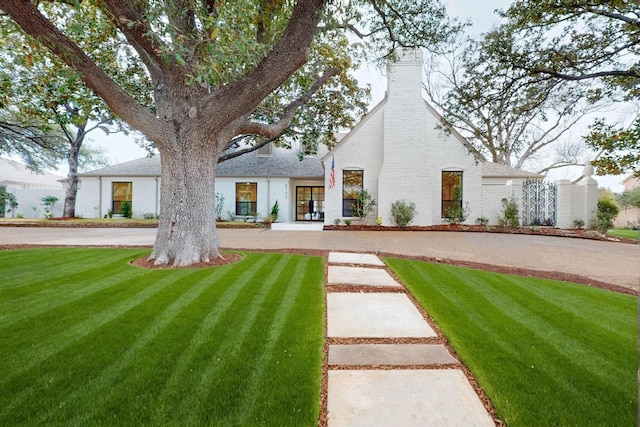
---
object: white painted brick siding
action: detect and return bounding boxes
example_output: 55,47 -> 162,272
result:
376,49 -> 483,226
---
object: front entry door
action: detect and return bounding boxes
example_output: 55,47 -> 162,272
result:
296,186 -> 325,221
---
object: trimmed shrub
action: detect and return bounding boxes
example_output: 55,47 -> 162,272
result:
475,216 -> 489,226
120,200 -> 133,218
596,194 -> 619,233
391,200 -> 416,228
270,200 -> 280,222
443,185 -> 469,224
350,189 -> 376,223
499,196 -> 519,228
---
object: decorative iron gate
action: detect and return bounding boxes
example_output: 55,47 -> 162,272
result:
522,179 -> 557,226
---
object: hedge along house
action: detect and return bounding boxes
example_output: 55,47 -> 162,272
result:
74,143 -> 328,222
321,49 -> 598,228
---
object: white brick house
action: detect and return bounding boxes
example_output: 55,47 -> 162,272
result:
322,49 -> 598,227
75,49 -> 597,227
74,144 -> 326,222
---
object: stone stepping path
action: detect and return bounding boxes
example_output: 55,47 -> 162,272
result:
327,293 -> 435,338
329,344 -> 457,366
325,251 -> 495,427
327,266 -> 400,287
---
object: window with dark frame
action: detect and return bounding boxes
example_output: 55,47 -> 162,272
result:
112,182 -> 132,214
342,170 -> 363,217
441,171 -> 462,217
236,182 -> 257,215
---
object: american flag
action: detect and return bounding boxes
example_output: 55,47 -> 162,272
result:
329,155 -> 335,189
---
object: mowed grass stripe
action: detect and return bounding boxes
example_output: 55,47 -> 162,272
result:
0,249 -> 325,425
476,273 -> 632,384
0,249 -> 149,325
43,259 -> 263,425
0,260 -> 207,380
0,248 -> 118,289
435,266 -> 630,388
386,258 -> 638,427
223,256 -> 311,423
1,264 -> 230,421
392,260 -> 634,418
236,255 -> 324,425
171,255 -> 321,425
157,253 -> 291,417
0,248 -> 138,293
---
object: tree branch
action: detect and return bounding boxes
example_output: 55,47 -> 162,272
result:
100,0 -> 166,72
1,0 -> 163,142
235,66 -> 340,137
218,134 -> 280,162
202,0 -> 327,134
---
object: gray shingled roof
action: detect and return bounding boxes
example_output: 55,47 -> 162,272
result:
482,162 -> 543,178
81,156 -> 161,176
80,145 -> 326,178
217,145 -> 325,177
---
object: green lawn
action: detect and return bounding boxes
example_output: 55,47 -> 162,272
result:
607,228 -> 639,240
0,248 -> 324,425
386,258 -> 638,427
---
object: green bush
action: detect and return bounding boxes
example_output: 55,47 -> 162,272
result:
391,200 -> 416,228
120,200 -> 132,219
475,216 -> 489,226
596,194 -> 619,233
40,195 -> 59,219
270,200 -> 279,222
498,196 -> 519,228
350,189 -> 376,222
443,185 -> 469,224
573,219 -> 585,229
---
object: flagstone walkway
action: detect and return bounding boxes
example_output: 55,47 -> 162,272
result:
325,252 -> 496,426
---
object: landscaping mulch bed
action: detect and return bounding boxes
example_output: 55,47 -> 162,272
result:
0,218 -> 261,229
324,223 -> 639,245
131,253 -> 242,269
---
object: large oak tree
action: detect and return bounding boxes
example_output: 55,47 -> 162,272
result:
1,0 -> 458,265
490,0 -> 640,175
424,34 -> 602,173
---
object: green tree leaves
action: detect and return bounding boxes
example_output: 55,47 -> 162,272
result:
490,0 -> 640,175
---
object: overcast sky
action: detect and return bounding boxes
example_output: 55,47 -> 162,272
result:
74,0 -> 624,190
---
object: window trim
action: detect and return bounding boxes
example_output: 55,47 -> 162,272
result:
441,171 -> 463,218
235,182 -> 257,216
112,181 -> 133,214
342,169 -> 363,217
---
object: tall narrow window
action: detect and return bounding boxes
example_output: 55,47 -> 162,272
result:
236,182 -> 257,215
342,170 -> 363,217
442,171 -> 462,217
112,182 -> 132,214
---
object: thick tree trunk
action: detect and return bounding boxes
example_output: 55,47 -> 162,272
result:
150,138 -> 221,266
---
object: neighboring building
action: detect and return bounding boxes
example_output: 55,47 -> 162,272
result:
615,175 -> 640,228
75,49 -> 598,227
75,144 -> 327,222
0,157 -> 65,218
